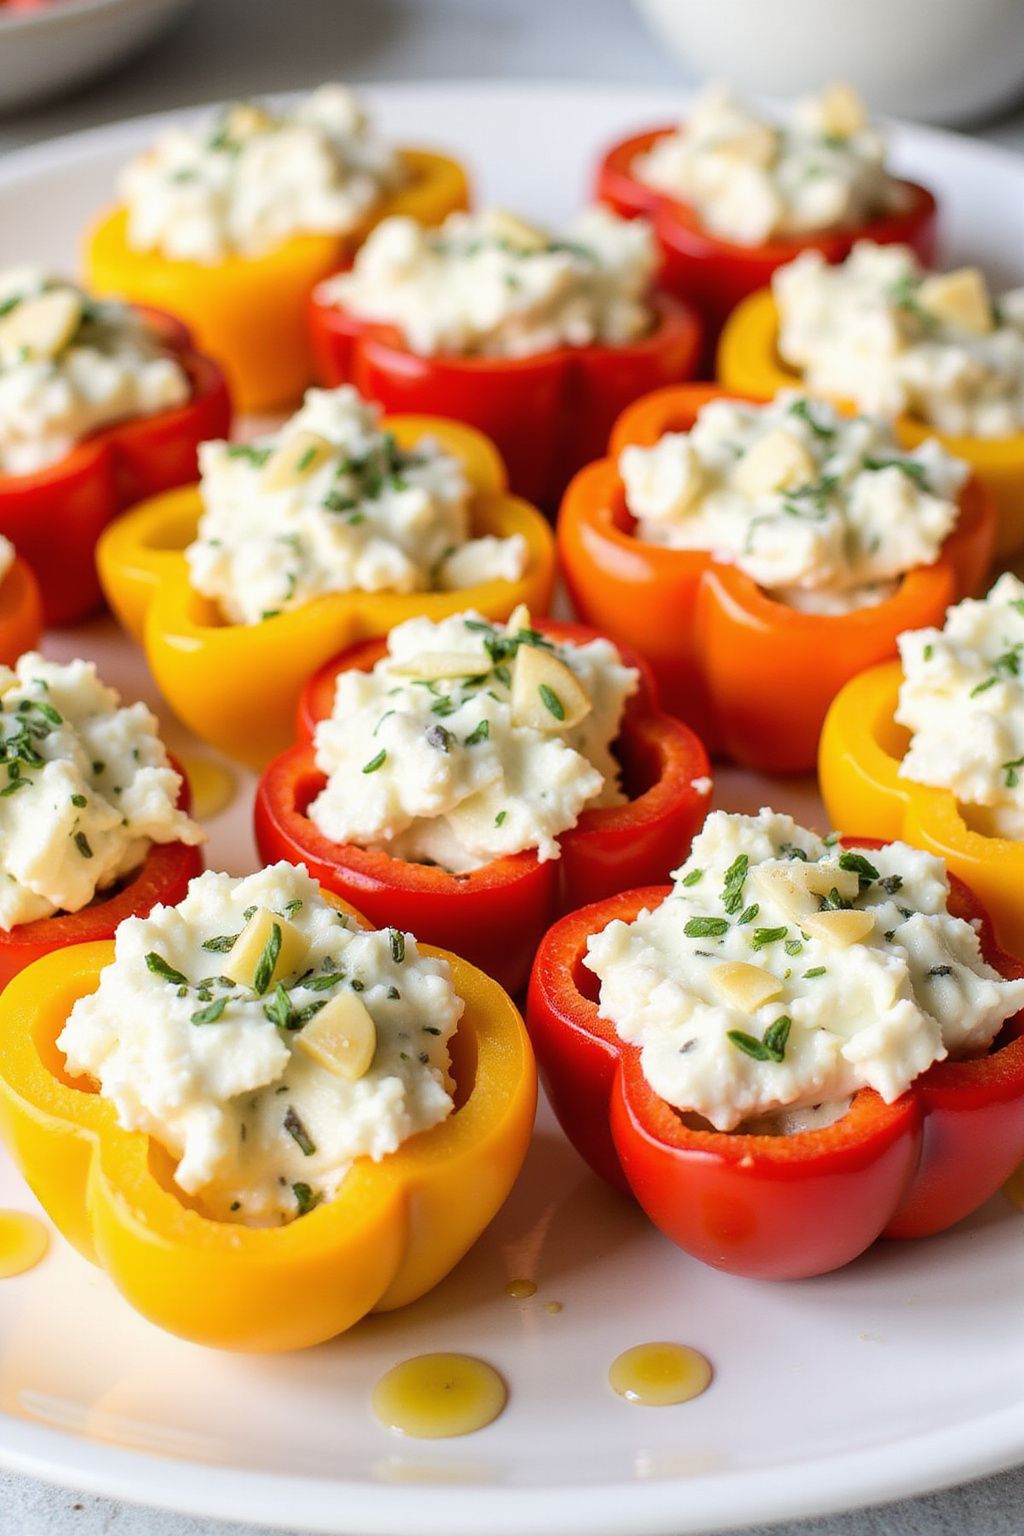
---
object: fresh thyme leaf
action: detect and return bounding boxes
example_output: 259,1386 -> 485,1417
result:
389,928 -> 406,964
252,922 -> 282,996
750,925 -> 788,950
191,997 -> 228,1025
283,1106 -> 316,1157
74,831 -> 93,859
464,719 -> 490,747
146,952 -> 188,986
680,867 -> 703,887
362,749 -> 387,774
292,1182 -> 321,1217
838,850 -> 879,884
538,684 -> 565,721
721,854 -> 749,915
683,916 -> 729,938
202,932 -> 239,953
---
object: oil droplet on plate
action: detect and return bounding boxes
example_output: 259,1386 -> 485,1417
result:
504,1278 -> 537,1300
177,755 -> 236,820
609,1343 -> 712,1407
544,1301 -> 563,1315
0,1211 -> 48,1278
372,1354 -> 507,1439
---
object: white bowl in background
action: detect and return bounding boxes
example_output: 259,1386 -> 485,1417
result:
0,0 -> 194,116
632,0 -> 1024,125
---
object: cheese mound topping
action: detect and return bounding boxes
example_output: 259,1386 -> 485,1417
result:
321,204 -> 657,357
897,573 -> 1024,840
0,653 -> 203,930
619,391 -> 966,613
120,84 -> 403,263
57,863 -> 460,1225
0,266 -> 190,476
186,387 -> 528,626
585,808 -> 1024,1133
633,83 -> 906,247
309,607 -> 639,871
775,242 -> 1024,438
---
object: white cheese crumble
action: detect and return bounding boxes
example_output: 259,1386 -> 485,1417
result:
309,607 -> 639,871
775,242 -> 1024,438
0,266 -> 190,476
897,572 -> 1024,839
619,391 -> 966,613
585,808 -> 1024,1133
0,653 -> 203,930
185,386 -> 528,626
57,863 -> 460,1225
633,83 -> 906,247
321,204 -> 657,357
119,85 -> 404,264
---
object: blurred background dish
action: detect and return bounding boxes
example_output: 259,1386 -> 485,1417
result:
0,0 -> 194,115
631,0 -> 1024,125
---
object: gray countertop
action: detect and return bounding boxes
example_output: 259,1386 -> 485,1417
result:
3,2 -> 1024,1532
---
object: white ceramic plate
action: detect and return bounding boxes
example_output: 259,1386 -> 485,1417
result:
0,0 -> 194,116
1,81 -> 1024,1536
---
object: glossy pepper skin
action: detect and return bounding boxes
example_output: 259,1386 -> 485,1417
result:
527,853 -> 1024,1280
253,620 -> 713,995
821,661 -> 1024,961
596,127 -> 937,336
0,764 -> 202,991
718,289 -> 1024,560
557,383 -> 996,774
0,310 -> 230,626
0,557 -> 43,664
308,289 -> 703,510
84,149 -> 469,414
97,416 -> 556,769
0,904 -> 536,1351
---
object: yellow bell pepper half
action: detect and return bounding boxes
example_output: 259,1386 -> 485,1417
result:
820,661 -> 1024,958
717,290 -> 1024,561
97,416 -> 556,768
83,148 -> 469,414
0,917 -> 537,1352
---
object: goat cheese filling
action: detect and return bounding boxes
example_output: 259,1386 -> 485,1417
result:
774,242 -> 1024,438
632,83 -> 907,247
320,204 -> 657,356
897,572 -> 1024,840
185,387 -> 528,626
0,653 -> 202,930
119,84 -> 404,264
0,267 -> 190,476
619,391 -> 967,613
585,808 -> 1024,1133
57,863 -> 460,1225
309,607 -> 639,871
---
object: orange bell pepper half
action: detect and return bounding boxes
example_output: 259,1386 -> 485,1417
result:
820,661 -> 1024,960
557,382 -> 996,774
97,416 -> 556,769
0,901 -> 536,1351
718,289 -> 1024,560
85,149 -> 469,414
0,556 -> 42,665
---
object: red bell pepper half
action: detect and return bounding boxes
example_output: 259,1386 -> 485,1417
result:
0,309 -> 231,626
596,127 -> 938,334
254,621 -> 712,995
527,843 -> 1024,1279
307,288 -> 702,511
0,759 -> 202,990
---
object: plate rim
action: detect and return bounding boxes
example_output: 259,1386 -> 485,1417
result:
2,76 -> 1024,1536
